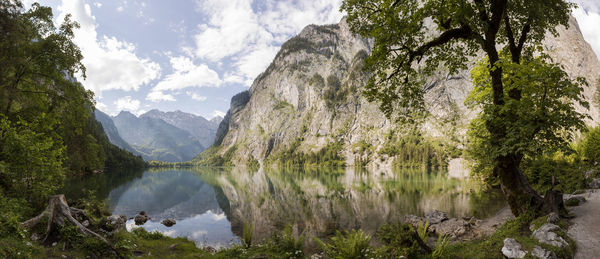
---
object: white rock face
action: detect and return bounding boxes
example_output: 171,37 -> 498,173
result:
532,223 -> 569,247
214,16 -> 600,167
448,158 -> 470,178
532,245 -> 558,259
502,238 -> 527,258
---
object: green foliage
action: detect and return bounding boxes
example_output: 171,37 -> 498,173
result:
522,152 -> 587,194
417,221 -> 429,241
342,0 -> 580,214
193,145 -> 237,167
432,234 -> 450,258
352,140 -> 374,167
0,115 -> 65,208
315,229 -> 376,259
466,54 -> 588,183
582,126 -> 600,163
380,131 -> 453,169
242,222 -> 254,248
270,225 -> 304,257
324,74 -> 349,109
342,0 -> 574,122
132,228 -> 165,240
0,236 -> 42,259
274,99 -> 294,110
441,212 -> 575,258
269,140 -> 346,168
0,197 -> 32,240
247,155 -> 260,171
377,223 -> 427,258
309,73 -> 325,88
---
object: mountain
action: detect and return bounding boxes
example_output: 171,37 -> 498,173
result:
202,17 -> 600,168
140,110 -> 221,148
112,111 -> 205,162
94,110 -> 139,155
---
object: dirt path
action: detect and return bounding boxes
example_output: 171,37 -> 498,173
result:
566,189 -> 600,259
476,206 -> 514,236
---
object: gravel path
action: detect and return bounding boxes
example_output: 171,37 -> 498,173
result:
566,189 -> 600,259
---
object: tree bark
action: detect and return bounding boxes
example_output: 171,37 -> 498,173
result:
21,194 -> 110,244
495,154 -> 544,216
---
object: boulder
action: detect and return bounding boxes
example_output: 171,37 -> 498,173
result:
134,211 -> 149,225
531,246 -> 557,259
425,210 -> 448,224
501,238 -> 527,258
429,218 -> 470,238
161,218 -> 176,227
403,214 -> 425,227
589,178 -> 600,189
105,215 -> 127,231
532,223 -> 568,247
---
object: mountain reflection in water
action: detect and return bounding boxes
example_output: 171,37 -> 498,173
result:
63,167 -> 505,249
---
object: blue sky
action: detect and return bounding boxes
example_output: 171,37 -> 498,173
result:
22,0 -> 600,119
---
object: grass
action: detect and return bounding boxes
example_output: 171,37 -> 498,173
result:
441,212 -> 575,259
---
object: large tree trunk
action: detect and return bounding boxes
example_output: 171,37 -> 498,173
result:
496,154 -> 567,217
496,154 -> 543,216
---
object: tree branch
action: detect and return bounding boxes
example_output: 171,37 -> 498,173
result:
385,24 -> 476,82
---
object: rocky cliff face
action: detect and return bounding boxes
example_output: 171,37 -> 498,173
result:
211,17 -> 600,167
94,110 -> 139,155
141,109 -> 221,148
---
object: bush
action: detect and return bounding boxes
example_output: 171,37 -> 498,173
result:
315,229 -> 376,259
377,223 -> 427,258
582,126 -> 600,163
269,225 -> 304,258
522,153 -> 587,194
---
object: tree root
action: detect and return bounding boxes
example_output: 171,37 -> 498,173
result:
21,194 -> 121,257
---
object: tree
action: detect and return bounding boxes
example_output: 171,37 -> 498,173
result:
341,0 -> 583,216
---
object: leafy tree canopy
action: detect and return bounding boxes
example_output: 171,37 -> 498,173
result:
466,53 -> 588,182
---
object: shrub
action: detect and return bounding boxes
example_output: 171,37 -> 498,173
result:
377,223 -> 427,258
582,126 -> 600,163
315,229 -> 375,259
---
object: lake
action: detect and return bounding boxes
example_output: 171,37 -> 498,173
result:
63,167 -> 506,249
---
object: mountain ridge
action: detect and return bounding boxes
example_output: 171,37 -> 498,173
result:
204,16 -> 600,168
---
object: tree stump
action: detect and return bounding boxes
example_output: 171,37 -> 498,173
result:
21,194 -> 109,244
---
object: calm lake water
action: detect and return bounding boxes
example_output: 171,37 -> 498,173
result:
63,167 -> 506,249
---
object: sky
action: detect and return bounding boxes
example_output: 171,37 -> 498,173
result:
21,0 -> 600,119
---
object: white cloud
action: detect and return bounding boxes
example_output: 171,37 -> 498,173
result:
57,0 -> 161,96
187,92 -> 207,101
212,110 -> 226,118
116,6 -> 124,12
192,0 -> 344,86
146,91 -> 176,102
115,96 -> 141,113
148,56 -> 221,98
93,2 -> 102,8
572,2 -> 600,58
95,101 -> 107,111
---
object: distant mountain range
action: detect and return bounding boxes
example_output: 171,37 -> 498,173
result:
95,109 -> 222,162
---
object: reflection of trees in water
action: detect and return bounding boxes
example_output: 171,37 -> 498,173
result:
62,169 -> 145,202
197,167 -> 505,251
107,170 -> 222,219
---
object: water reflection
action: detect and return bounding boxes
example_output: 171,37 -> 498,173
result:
63,167 -> 505,249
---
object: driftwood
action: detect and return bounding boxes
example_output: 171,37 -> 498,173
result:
21,194 -> 108,244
